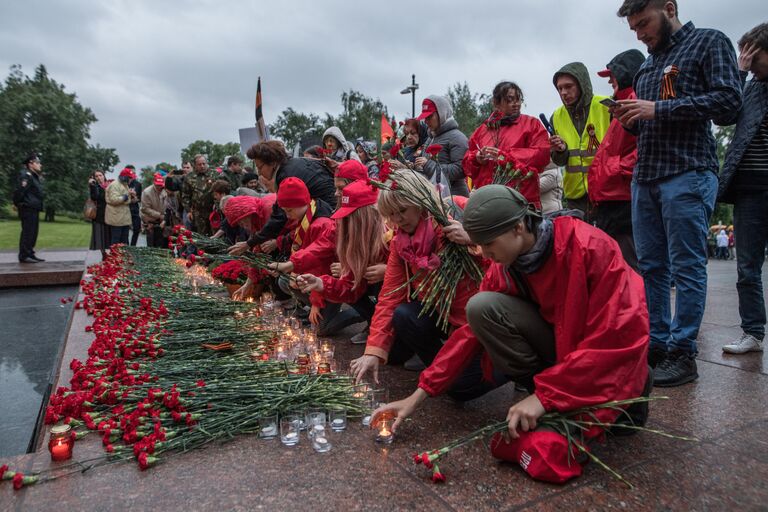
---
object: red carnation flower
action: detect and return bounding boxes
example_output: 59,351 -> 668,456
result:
425,144 -> 443,157
431,468 -> 446,483
197,250 -> 204,256
388,142 -> 402,158
379,161 -> 392,182
12,472 -> 24,490
0,464 -> 8,477
196,379 -> 206,387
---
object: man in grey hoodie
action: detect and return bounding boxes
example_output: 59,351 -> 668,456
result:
415,95 -> 470,197
322,126 -> 361,163
550,62 -> 611,218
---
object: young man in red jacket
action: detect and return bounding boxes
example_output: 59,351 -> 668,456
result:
589,49 -> 646,271
373,185 -> 650,484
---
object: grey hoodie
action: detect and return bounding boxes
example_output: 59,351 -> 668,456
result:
322,126 -> 361,163
421,94 -> 470,197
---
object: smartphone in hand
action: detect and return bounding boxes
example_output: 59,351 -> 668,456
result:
600,98 -> 619,108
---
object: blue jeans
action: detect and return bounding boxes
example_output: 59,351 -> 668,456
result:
734,192 -> 768,340
632,170 -> 717,354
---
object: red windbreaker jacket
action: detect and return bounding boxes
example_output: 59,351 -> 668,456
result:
463,114 -> 550,206
418,216 -> 648,414
587,87 -> 637,204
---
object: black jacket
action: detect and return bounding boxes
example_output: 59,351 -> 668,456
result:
247,157 -> 336,247
89,182 -> 108,223
13,169 -> 44,211
129,180 -> 142,215
718,71 -> 768,203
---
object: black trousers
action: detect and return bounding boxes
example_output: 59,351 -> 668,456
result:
130,212 -> 141,246
146,226 -> 167,248
18,207 -> 40,260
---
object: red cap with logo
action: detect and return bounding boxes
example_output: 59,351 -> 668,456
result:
336,160 -> 369,182
597,68 -> 613,78
416,98 -> 438,121
119,168 -> 135,179
277,177 -> 311,208
153,173 -> 165,186
331,179 -> 378,219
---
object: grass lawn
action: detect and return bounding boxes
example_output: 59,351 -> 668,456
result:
0,217 -> 91,250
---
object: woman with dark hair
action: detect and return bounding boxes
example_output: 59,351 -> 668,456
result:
88,169 -> 111,260
228,140 -> 336,257
463,81 -> 551,207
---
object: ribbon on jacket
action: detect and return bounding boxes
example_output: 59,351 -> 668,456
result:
291,200 -> 316,253
661,65 -> 680,100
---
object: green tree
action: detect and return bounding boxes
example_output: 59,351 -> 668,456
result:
180,141 -> 242,168
140,165 -> 155,189
330,90 -> 388,143
446,82 -> 493,137
712,125 -> 736,225
269,107 -> 324,149
0,64 -> 118,214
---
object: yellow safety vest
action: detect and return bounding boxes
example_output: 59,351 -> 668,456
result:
552,96 -> 611,200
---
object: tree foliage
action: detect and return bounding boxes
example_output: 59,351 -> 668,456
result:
712,125 -> 736,225
0,65 -> 118,213
446,82 -> 493,137
180,141 -> 241,168
269,90 -> 388,152
269,108 -> 324,150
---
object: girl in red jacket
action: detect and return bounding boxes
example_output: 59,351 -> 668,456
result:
373,185 -> 650,484
462,82 -> 551,206
296,180 -> 390,341
349,171 -> 492,399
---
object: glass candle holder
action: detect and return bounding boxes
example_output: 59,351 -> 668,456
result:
280,415 -> 301,446
309,424 -> 332,453
259,414 -> 278,439
48,424 -> 74,461
329,408 -> 347,432
305,409 -> 326,431
374,414 -> 395,445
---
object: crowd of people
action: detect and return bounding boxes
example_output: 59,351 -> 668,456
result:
12,0 -> 768,485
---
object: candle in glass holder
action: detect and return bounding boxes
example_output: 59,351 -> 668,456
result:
374,415 -> 394,445
317,362 -> 331,375
48,424 -> 74,461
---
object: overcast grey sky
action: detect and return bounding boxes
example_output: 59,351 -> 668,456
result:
0,0 -> 761,170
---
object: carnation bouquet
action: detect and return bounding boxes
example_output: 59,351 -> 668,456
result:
210,260 -> 249,285
369,170 -> 484,331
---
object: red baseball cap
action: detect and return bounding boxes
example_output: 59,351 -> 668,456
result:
597,68 -> 613,78
416,99 -> 438,121
336,160 -> 369,182
277,177 -> 311,208
331,179 -> 378,219
153,173 -> 165,186
119,168 -> 135,179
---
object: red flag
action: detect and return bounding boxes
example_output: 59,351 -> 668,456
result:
380,114 -> 394,144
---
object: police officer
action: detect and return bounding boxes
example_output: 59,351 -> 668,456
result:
12,152 -> 45,263
181,154 -> 219,235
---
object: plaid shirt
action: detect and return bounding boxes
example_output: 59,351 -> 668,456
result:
633,22 -> 742,183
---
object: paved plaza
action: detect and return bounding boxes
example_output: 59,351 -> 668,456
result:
1,253 -> 766,511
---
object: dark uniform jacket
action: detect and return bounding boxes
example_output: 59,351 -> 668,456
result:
13,169 -> 44,211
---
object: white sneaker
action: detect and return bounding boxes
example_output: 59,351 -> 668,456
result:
722,333 -> 764,354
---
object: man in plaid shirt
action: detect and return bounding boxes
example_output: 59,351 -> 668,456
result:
615,0 -> 742,387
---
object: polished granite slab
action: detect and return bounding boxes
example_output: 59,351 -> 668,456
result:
1,256 -> 766,511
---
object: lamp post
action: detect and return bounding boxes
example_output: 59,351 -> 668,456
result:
400,74 -> 419,118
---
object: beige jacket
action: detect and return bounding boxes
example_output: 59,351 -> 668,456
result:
539,164 -> 563,215
105,181 -> 132,227
140,185 -> 166,224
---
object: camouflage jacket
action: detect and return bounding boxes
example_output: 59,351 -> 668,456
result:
181,170 -> 218,214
